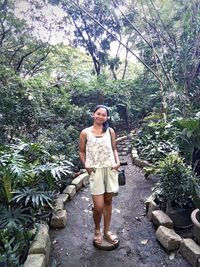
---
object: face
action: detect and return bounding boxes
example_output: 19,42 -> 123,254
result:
93,107 -> 108,125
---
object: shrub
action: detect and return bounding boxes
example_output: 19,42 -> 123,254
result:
133,120 -> 177,163
154,153 -> 193,207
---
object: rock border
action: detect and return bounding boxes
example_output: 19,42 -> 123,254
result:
132,149 -> 200,267
145,196 -> 200,266
131,148 -> 153,168
24,223 -> 51,267
50,172 -> 90,229
24,172 -> 90,267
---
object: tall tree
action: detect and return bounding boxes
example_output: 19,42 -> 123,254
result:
115,0 -> 200,117
0,0 -> 50,77
55,0 -> 121,76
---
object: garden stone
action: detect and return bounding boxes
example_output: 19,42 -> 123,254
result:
180,238 -> 200,267
24,254 -> 46,267
145,194 -> 156,212
79,172 -> 90,187
134,158 -> 153,168
116,136 -> 128,142
131,149 -> 138,160
155,225 -> 182,251
56,193 -> 69,203
71,175 -> 83,191
119,157 -> 128,166
63,185 -> 76,199
120,151 -> 128,156
50,209 -> 67,229
151,210 -> 173,228
54,199 -> 64,211
122,147 -> 130,152
147,199 -> 159,220
28,224 -> 50,264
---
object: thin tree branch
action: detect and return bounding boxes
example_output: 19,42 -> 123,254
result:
113,0 -> 172,86
72,13 -> 100,75
70,0 -> 165,86
24,49 -> 50,77
8,44 -> 25,66
148,0 -> 176,48
15,45 -> 42,73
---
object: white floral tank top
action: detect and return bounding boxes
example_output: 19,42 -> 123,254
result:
85,127 -> 116,168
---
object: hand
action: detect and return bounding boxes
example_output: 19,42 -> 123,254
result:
112,163 -> 120,171
86,167 -> 95,175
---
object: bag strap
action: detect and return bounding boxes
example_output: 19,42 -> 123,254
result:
109,127 -> 114,150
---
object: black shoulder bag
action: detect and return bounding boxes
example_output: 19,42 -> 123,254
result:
118,169 -> 126,186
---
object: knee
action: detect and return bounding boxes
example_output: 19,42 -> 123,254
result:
93,205 -> 103,215
104,198 -> 112,206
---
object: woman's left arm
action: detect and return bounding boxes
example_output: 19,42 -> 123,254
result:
110,128 -> 120,170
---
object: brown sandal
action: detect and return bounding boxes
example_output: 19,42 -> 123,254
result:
103,231 -> 118,245
94,230 -> 102,245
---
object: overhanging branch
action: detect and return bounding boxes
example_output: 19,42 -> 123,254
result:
70,0 -> 165,86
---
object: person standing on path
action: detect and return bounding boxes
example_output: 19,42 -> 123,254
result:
79,105 -> 120,246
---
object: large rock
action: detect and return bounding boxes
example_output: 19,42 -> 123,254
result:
24,254 -> 46,267
145,194 -> 155,211
151,210 -> 173,228
131,149 -> 139,162
119,157 -> 128,166
56,193 -> 69,203
180,238 -> 200,267
116,136 -> 128,142
134,158 -> 153,168
71,176 -> 83,191
63,185 -> 76,200
50,209 -> 67,229
54,199 -> 64,211
28,224 -> 50,265
120,151 -> 128,156
155,225 -> 182,251
147,200 -> 159,220
78,173 -> 90,187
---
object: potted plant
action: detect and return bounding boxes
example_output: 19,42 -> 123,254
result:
149,152 -> 195,228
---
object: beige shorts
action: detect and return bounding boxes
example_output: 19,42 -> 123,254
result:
89,167 -> 119,195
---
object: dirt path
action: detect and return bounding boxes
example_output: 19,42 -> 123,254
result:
49,142 -> 189,267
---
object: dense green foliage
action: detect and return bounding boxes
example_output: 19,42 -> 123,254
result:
133,120 -> 177,163
0,141 -> 73,265
0,0 -> 199,264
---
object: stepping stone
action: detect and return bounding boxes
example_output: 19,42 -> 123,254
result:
119,152 -> 127,156
119,158 -> 128,165
93,237 -> 120,251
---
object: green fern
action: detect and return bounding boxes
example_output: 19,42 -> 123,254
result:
0,206 -> 33,229
12,188 -> 54,209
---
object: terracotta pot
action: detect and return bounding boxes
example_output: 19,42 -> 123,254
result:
166,205 -> 193,229
191,208 -> 200,245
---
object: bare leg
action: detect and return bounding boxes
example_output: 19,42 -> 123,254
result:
103,193 -> 113,233
92,194 -> 104,231
103,193 -> 118,244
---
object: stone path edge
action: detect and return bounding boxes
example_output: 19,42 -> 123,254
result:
24,172 -> 89,267
131,148 -> 200,267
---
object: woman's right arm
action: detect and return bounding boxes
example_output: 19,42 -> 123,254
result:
79,130 -> 87,167
79,130 -> 94,175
